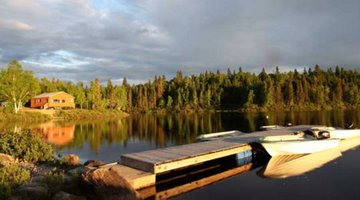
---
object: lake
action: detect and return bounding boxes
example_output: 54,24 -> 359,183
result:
2,110 -> 360,199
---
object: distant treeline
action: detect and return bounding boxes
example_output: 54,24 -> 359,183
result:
1,60 -> 360,113
37,65 -> 360,112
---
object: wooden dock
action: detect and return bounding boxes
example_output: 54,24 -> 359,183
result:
120,125 -> 313,175
116,125 -> 319,190
121,140 -> 252,174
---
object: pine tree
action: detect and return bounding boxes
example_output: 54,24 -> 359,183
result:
89,78 -> 102,110
106,79 -> 115,109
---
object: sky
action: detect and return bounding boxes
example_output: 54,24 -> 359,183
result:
0,0 -> 360,84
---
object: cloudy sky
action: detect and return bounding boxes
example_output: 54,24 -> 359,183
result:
1,0 -> 360,84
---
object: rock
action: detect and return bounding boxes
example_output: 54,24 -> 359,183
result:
63,174 -> 73,183
0,153 -> 16,166
68,166 -> 86,176
62,154 -> 80,166
52,191 -> 86,200
31,175 -> 45,184
83,160 -> 105,168
16,185 -> 48,199
82,167 -> 138,200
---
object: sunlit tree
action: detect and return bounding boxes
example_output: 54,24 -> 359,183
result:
0,60 -> 40,113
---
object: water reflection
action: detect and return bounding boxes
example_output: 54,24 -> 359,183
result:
0,110 -> 359,162
138,155 -> 257,200
258,148 -> 341,179
32,122 -> 75,145
258,136 -> 360,179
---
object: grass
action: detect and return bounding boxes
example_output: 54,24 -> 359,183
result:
0,107 -> 129,122
54,109 -> 129,120
0,109 -> 51,122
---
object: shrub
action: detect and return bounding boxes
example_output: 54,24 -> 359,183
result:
0,130 -> 54,163
0,164 -> 30,199
42,171 -> 65,197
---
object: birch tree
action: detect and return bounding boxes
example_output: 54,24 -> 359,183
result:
0,60 -> 40,113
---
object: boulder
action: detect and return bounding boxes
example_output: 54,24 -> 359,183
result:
82,167 -> 138,200
83,160 -> 105,168
31,175 -> 45,184
16,185 -> 48,199
62,154 -> 80,166
52,191 -> 86,200
0,153 -> 16,166
67,166 -> 86,176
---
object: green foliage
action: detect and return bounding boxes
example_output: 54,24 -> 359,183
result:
2,60 -> 356,113
0,164 -> 30,199
0,130 -> 54,163
88,78 -> 102,110
41,171 -> 65,197
74,82 -> 87,109
0,60 -> 40,113
114,85 -> 128,111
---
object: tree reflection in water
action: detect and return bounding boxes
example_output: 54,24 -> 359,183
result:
0,110 -> 359,157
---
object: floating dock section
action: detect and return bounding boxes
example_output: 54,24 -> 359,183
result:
121,140 -> 252,174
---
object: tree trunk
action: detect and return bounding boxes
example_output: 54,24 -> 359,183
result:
14,101 -> 21,114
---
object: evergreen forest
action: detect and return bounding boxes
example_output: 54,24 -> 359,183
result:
1,60 -> 360,113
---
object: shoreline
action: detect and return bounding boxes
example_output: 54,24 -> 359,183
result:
0,106 -> 358,123
0,108 -> 129,122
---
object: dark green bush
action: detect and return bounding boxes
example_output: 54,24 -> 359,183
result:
0,130 -> 54,163
0,164 -> 30,199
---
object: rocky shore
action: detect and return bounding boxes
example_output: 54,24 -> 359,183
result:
1,153 -> 137,200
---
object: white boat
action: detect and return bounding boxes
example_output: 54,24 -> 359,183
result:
260,125 -> 360,140
196,130 -> 242,140
260,138 -> 340,156
339,136 -> 360,152
195,125 -> 359,156
329,129 -> 360,139
260,125 -> 283,130
259,134 -> 304,142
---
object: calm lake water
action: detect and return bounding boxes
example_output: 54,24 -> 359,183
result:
2,110 -> 360,199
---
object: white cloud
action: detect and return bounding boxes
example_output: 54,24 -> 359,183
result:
0,19 -> 33,31
23,50 -> 108,68
0,0 -> 360,83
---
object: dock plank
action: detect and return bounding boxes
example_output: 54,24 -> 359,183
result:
121,140 -> 251,174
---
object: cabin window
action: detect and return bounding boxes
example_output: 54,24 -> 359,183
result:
62,100 -> 65,103
37,99 -> 41,103
53,99 -> 60,103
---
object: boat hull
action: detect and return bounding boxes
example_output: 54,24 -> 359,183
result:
330,129 -> 360,139
261,139 -> 340,156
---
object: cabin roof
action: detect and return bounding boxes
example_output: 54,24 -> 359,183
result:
33,91 -> 73,98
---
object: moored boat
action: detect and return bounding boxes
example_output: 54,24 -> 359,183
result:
260,138 -> 340,156
196,130 -> 243,140
329,129 -> 360,139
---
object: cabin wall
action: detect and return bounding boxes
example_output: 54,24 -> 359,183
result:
30,97 -> 48,108
47,93 -> 75,108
